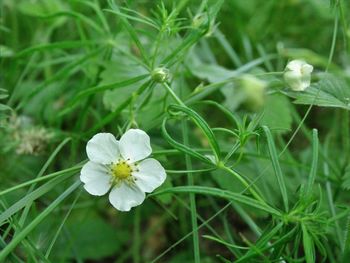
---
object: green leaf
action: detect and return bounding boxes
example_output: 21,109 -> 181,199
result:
18,0 -> 66,17
302,224 -> 316,263
341,164 -> 350,190
0,169 -> 77,224
18,0 -> 68,29
152,186 -> 281,216
212,169 -> 246,193
161,117 -> 213,165
214,29 -> 242,67
100,58 -> 148,111
190,63 -> 236,83
77,75 -> 148,107
236,225 -> 298,263
104,7 -> 157,30
283,74 -> 350,110
263,126 -> 289,212
52,214 -> 125,260
235,222 -> 283,263
0,104 -> 11,111
0,181 -> 80,261
202,235 -> 250,250
85,80 -> 153,136
186,56 -> 277,106
22,49 -> 102,112
45,191 -> 81,258
30,11 -> 103,34
15,41 -> 99,58
107,0 -> 150,66
154,177 -> 173,205
306,130 -> 319,196
260,94 -> 292,133
167,104 -> 221,162
342,215 -> 350,262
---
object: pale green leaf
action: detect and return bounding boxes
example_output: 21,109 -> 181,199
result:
284,74 -> 350,110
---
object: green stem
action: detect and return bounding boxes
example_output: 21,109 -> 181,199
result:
163,82 -> 186,106
220,165 -> 266,205
326,6 -> 339,72
182,121 -> 201,263
253,71 -> 283,77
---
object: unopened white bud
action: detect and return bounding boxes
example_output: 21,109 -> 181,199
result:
284,60 -> 313,91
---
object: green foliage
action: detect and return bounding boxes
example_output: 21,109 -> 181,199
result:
263,126 -> 289,212
284,74 -> 350,110
53,214 -> 127,260
1,0 -> 350,262
260,93 -> 293,133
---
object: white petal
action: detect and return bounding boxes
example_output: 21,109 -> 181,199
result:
284,60 -> 313,91
301,64 -> 313,75
300,74 -> 312,90
119,129 -> 152,162
285,60 -> 304,72
80,161 -> 112,196
86,133 -> 120,164
133,158 -> 166,193
284,70 -> 304,91
108,183 -> 145,211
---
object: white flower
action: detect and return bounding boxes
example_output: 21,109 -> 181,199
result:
80,129 -> 166,212
284,60 -> 313,91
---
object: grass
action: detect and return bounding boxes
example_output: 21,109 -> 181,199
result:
1,0 -> 350,262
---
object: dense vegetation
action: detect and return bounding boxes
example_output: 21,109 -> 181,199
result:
1,0 -> 349,262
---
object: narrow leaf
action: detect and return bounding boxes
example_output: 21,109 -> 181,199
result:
0,181 -> 81,261
167,104 -> 221,162
263,126 -> 289,212
302,224 -> 316,263
152,186 -> 281,216
306,129 -> 319,196
161,117 -> 213,165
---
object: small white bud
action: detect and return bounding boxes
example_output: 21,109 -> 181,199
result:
283,60 -> 313,91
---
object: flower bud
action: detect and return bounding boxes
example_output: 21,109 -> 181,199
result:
151,67 -> 170,83
283,60 -> 313,91
240,75 -> 267,111
192,13 -> 206,29
192,13 -> 216,37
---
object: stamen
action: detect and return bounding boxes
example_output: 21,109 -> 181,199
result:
111,160 -> 133,180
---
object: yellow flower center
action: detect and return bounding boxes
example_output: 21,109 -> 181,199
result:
111,161 -> 132,180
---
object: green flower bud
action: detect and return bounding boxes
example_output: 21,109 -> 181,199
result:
151,67 -> 170,83
192,13 -> 216,37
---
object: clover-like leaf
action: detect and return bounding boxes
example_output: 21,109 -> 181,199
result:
283,74 -> 350,110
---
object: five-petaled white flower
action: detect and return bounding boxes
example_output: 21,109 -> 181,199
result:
284,60 -> 313,91
80,129 -> 166,212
